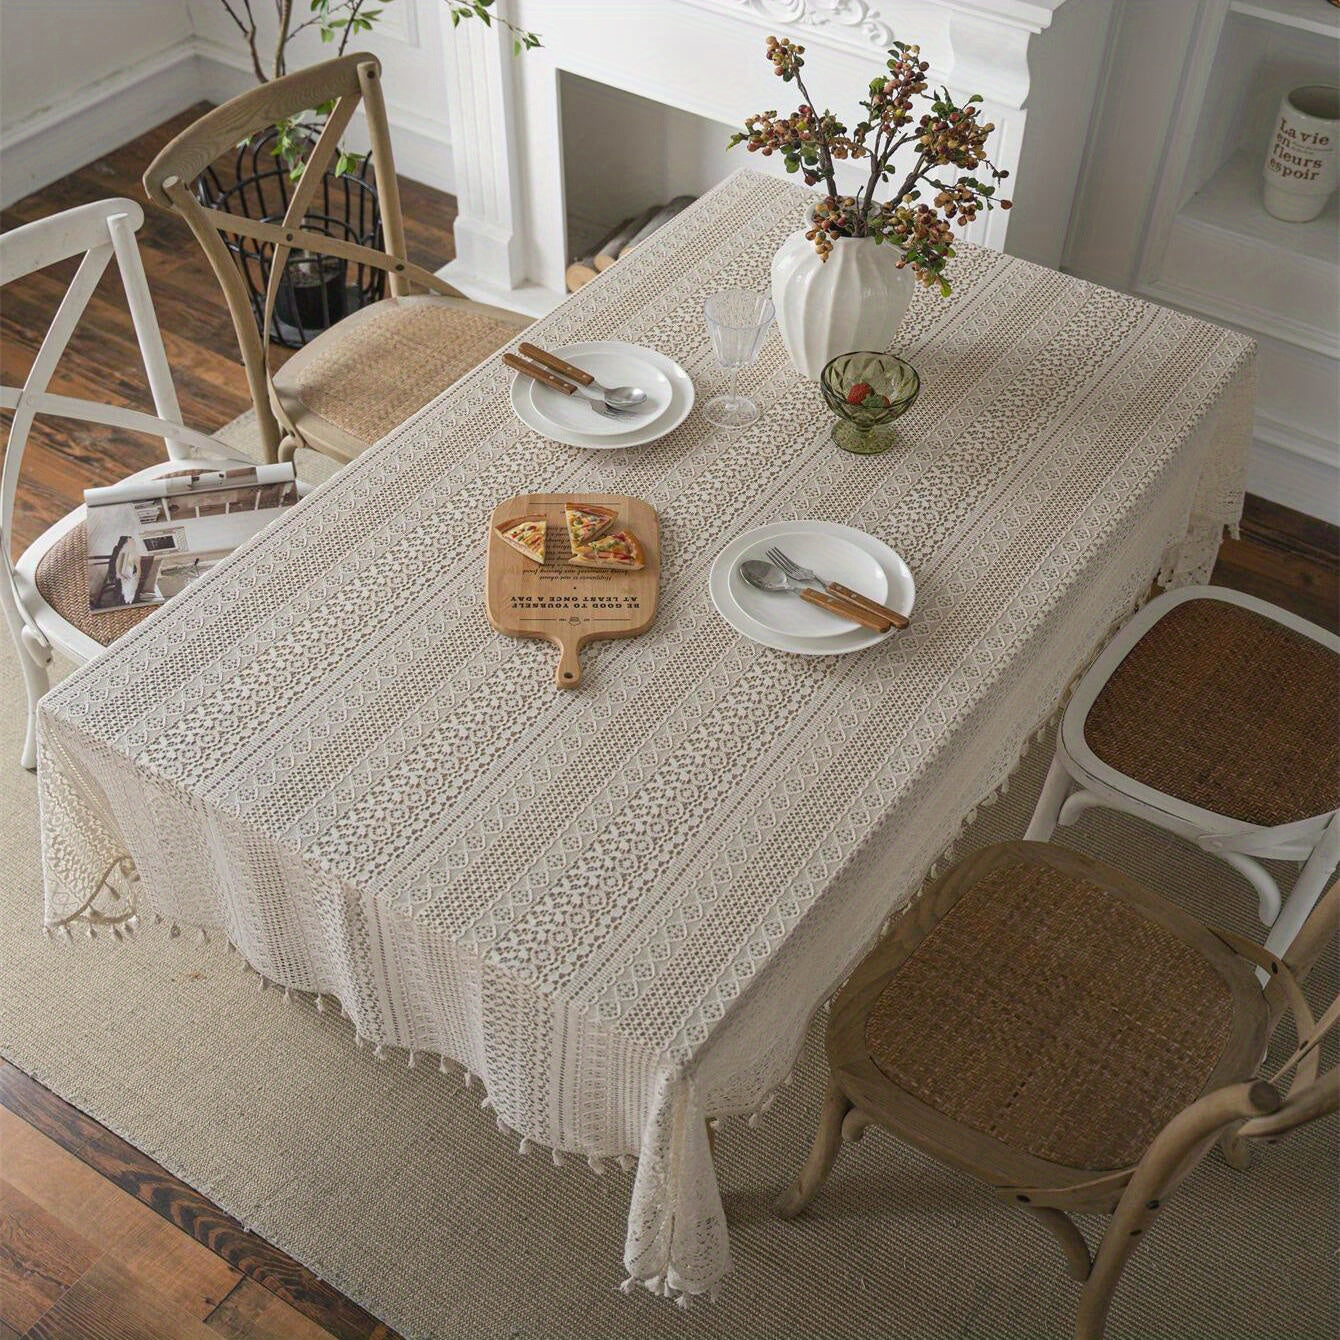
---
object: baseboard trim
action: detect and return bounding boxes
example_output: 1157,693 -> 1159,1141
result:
1249,419 -> 1340,526
0,40 -> 202,210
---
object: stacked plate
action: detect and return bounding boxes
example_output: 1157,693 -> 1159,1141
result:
508,340 -> 694,449
709,521 -> 916,656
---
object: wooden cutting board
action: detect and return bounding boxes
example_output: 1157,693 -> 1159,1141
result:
485,493 -> 660,688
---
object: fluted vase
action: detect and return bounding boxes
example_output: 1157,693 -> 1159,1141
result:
770,212 -> 915,380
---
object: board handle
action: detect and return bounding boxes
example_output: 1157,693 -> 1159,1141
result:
556,642 -> 582,688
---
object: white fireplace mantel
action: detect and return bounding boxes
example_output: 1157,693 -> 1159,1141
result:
438,0 -> 1115,315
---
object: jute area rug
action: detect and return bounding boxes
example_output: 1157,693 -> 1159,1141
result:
2,417 -> 1335,1338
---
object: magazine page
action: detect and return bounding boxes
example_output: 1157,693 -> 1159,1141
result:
83,463 -> 299,614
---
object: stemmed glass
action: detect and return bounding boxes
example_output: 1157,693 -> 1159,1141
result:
703,290 -> 774,428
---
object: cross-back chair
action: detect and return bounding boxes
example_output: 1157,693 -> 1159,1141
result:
2,198 -> 256,768
1025,585 -> 1339,959
142,52 -> 530,467
778,841 -> 1339,1340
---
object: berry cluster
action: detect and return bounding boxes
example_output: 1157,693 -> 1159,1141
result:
730,37 -> 1012,293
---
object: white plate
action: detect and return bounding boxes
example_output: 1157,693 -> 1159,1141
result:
526,344 -> 674,438
709,521 -> 916,656
729,529 -> 889,639
509,341 -> 694,450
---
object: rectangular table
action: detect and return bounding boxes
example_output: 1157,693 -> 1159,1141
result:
37,169 -> 1254,1301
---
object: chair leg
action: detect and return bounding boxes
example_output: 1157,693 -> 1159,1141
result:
1025,752 -> 1074,841
1263,820 -> 1340,961
1218,1124 -> 1251,1171
1025,1206 -> 1091,1283
1074,1195 -> 1158,1340
13,626 -> 51,771
776,1081 -> 852,1219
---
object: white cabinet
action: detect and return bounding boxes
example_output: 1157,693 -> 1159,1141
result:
1066,0 -> 1340,522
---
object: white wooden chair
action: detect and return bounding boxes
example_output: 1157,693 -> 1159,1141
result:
1025,585 -> 1340,958
2,198 -> 255,769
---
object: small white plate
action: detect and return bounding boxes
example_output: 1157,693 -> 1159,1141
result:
709,521 -> 915,656
729,529 -> 889,639
527,345 -> 674,438
509,341 -> 694,450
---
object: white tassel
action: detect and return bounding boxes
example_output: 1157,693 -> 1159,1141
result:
760,1092 -> 777,1115
496,1116 -> 508,1134
747,1111 -> 761,1129
257,975 -> 267,992
196,928 -> 208,944
283,988 -> 293,1004
647,1275 -> 664,1296
620,1277 -> 637,1295
588,1155 -> 607,1175
86,925 -> 96,939
676,1293 -> 691,1311
1000,777 -> 1011,795
61,925 -> 72,941
438,1056 -> 449,1074
127,914 -> 139,931
373,1044 -> 385,1060
315,995 -> 326,1013
552,1149 -> 566,1168
355,1033 -> 364,1048
707,1117 -> 720,1131
480,1095 -> 493,1110
121,921 -> 136,939
407,1051 -> 416,1069
618,1154 -> 635,1172
463,1070 -> 474,1089
518,1138 -> 532,1156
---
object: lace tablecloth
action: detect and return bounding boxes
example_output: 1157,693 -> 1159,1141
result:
37,169 -> 1254,1301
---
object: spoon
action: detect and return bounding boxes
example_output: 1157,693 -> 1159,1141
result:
518,342 -> 649,411
738,560 -> 891,632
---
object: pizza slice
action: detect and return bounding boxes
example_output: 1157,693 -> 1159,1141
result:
569,528 -> 645,571
564,501 -> 618,551
494,514 -> 547,564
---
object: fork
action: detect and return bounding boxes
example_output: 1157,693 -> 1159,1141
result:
766,546 -> 910,630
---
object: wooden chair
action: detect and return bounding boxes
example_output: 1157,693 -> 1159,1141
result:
1025,586 -> 1339,958
141,52 -> 530,467
778,841 -> 1338,1340
1,198 -> 258,768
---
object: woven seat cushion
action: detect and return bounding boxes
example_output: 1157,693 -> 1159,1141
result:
864,860 -> 1236,1170
34,522 -> 153,646
283,296 -> 519,444
1083,597 -> 1340,826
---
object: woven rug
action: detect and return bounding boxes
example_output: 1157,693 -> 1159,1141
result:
1,420 -> 1335,1339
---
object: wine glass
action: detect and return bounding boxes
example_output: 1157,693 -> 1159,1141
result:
703,290 -> 774,428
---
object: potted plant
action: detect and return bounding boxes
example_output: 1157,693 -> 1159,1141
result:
202,0 -> 539,346
730,36 -> 1011,378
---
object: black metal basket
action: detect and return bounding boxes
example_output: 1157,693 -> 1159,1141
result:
195,125 -> 385,349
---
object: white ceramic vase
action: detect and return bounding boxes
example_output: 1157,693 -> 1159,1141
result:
770,212 -> 915,380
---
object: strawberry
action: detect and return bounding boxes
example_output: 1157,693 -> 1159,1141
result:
846,382 -> 874,405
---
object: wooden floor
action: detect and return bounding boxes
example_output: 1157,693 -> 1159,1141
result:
1,112 -> 1337,1340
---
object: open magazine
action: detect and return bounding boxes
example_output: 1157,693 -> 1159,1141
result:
83,463 -> 298,613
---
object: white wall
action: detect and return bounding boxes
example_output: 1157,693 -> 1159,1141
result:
0,0 -> 198,206
0,0 -> 456,208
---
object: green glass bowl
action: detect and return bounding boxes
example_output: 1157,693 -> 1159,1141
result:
820,351 -> 921,454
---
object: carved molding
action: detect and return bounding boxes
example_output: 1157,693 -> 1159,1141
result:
732,0 -> 895,49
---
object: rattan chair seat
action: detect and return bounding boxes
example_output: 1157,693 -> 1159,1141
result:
864,859 -> 1236,1170
274,294 -> 523,450
1082,596 -> 1340,827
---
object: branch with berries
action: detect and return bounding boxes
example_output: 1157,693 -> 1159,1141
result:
729,36 -> 1011,293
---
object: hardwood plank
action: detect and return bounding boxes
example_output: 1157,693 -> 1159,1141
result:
0,1181 -> 98,1333
26,1257 -> 218,1340
206,1278 -> 341,1340
0,1064 -> 400,1340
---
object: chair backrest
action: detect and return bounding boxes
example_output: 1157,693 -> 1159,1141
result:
142,52 -> 466,461
0,198 -> 231,648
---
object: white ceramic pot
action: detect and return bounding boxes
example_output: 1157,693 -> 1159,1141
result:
770,212 -> 915,380
1263,84 -> 1339,223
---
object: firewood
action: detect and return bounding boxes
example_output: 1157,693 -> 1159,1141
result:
593,205 -> 662,271
617,196 -> 695,258
565,214 -> 636,292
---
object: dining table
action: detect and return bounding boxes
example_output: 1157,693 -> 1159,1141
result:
36,168 -> 1255,1303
